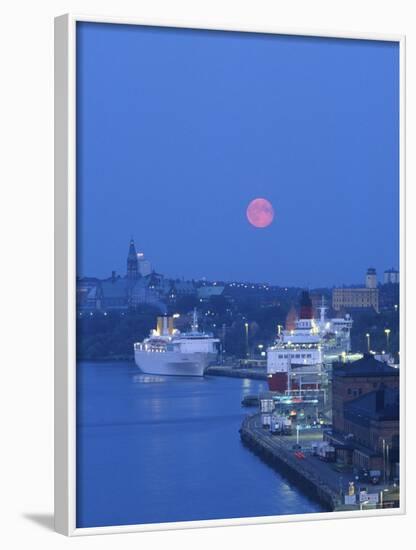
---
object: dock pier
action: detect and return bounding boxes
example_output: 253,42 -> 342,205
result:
206,365 -> 267,380
239,414 -> 341,511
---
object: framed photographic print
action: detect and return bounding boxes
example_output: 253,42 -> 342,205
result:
54,14 -> 405,536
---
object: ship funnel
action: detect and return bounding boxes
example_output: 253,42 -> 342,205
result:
157,315 -> 173,336
299,291 -> 313,320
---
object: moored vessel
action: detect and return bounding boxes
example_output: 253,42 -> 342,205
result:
267,291 -> 355,393
134,310 -> 219,377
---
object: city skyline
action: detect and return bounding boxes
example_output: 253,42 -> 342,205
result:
79,236 -> 398,290
77,23 -> 400,287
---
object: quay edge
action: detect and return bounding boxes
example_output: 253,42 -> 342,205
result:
239,415 -> 340,512
206,365 -> 267,380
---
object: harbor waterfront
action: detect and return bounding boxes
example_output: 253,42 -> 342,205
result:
76,361 -> 324,528
206,365 -> 267,380
240,415 -> 338,511
240,414 -> 400,512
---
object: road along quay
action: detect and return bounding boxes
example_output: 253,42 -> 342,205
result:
239,413 -> 343,511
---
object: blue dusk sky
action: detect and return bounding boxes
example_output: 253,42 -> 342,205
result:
76,23 -> 400,287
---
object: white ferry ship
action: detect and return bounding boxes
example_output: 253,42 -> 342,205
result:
267,292 -> 354,392
134,310 -> 219,377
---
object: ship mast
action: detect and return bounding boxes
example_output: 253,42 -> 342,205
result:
318,295 -> 328,323
191,308 -> 199,332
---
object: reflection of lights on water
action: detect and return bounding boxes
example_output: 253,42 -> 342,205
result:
132,375 -> 165,384
242,378 -> 252,389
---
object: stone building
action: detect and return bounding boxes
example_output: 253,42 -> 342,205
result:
332,268 -> 379,312
331,353 -> 399,433
326,354 -> 399,475
342,387 -> 399,472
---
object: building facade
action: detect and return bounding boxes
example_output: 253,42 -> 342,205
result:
331,354 -> 399,433
326,354 -> 399,474
332,268 -> 379,312
342,387 -> 399,472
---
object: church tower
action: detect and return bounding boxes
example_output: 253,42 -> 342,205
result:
126,238 -> 139,280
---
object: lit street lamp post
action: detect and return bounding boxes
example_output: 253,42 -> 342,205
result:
366,333 -> 370,353
384,329 -> 391,353
244,322 -> 249,357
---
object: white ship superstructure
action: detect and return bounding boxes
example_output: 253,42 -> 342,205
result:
134,310 -> 219,377
316,297 -> 353,360
267,292 -> 354,392
267,292 -> 323,392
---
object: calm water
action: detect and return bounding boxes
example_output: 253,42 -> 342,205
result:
76,361 -> 323,527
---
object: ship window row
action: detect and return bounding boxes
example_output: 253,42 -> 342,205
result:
277,353 -> 312,359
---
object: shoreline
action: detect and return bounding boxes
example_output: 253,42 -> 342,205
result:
240,414 -> 341,512
77,359 -> 269,382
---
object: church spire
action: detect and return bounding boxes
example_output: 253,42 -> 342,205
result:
127,238 -> 139,280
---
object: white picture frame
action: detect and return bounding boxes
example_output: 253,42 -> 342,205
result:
54,13 -> 406,536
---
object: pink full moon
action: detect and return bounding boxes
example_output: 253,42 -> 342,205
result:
246,198 -> 274,228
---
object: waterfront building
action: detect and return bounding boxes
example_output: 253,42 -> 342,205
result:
332,268 -> 379,313
327,381 -> 399,475
331,353 -> 399,435
342,387 -> 399,472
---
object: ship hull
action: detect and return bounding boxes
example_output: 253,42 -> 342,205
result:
267,372 -> 322,393
134,350 -> 216,377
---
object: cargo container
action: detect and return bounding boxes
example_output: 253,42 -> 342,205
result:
270,415 -> 292,435
260,399 -> 275,413
261,414 -> 272,428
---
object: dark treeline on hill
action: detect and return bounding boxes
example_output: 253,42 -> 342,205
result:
76,291 -> 294,360
76,305 -> 161,360
76,290 -> 400,361
350,307 -> 400,356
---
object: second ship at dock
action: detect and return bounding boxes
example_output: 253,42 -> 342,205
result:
266,291 -> 353,392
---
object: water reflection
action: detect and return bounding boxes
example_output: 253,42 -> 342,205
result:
132,374 -> 165,384
76,361 -> 324,528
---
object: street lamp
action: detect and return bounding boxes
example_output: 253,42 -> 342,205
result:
277,324 -> 283,336
366,333 -> 370,353
244,322 -> 249,357
384,329 -> 391,352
